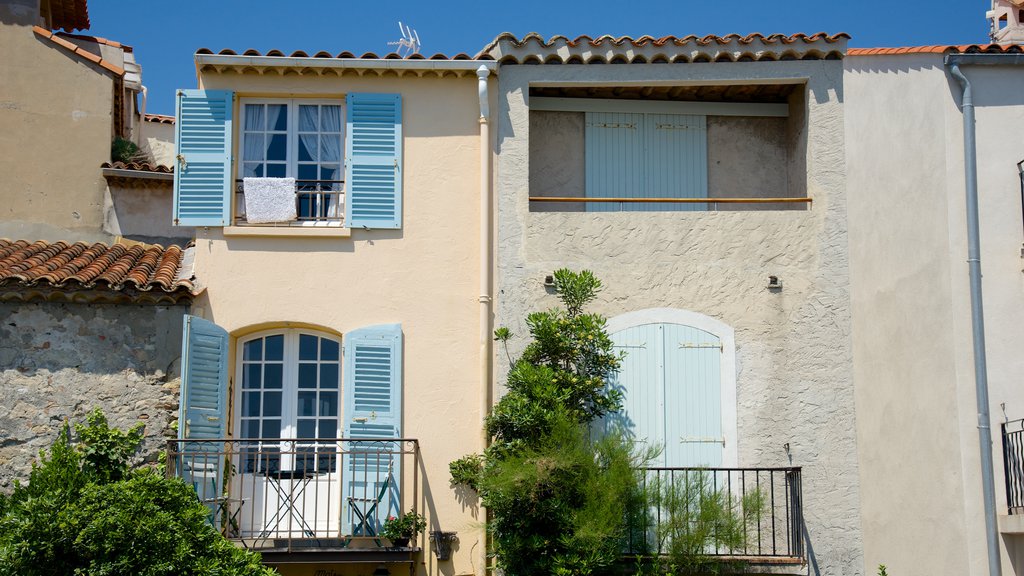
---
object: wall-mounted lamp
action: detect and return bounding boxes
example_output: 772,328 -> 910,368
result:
767,275 -> 783,291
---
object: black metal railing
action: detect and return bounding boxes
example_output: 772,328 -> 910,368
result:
626,467 -> 804,560
234,179 -> 345,225
1003,419 -> 1024,514
167,437 -> 418,550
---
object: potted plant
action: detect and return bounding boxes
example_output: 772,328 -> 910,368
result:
381,511 -> 426,548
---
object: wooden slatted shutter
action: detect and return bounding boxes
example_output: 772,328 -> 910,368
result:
345,94 -> 402,229
585,111 -> 643,213
342,323 -> 403,533
179,315 -> 229,441
173,90 -> 234,226
645,114 -> 708,212
178,315 -> 230,519
610,322 -> 723,468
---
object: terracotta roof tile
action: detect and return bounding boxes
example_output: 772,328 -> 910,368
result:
847,44 -> 1024,56
143,114 -> 175,125
0,239 -> 195,300
33,26 -> 125,76
48,0 -> 89,32
194,47 -> 496,61
479,32 -> 850,64
101,161 -> 174,174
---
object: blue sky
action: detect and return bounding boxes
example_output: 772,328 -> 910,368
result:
86,0 -> 989,115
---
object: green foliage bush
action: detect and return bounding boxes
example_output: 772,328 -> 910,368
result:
452,269 -> 642,576
0,409 -> 275,576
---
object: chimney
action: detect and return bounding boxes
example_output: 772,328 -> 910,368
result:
989,0 -> 1024,44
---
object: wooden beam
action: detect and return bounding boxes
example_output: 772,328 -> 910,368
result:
529,197 -> 812,203
528,96 -> 789,117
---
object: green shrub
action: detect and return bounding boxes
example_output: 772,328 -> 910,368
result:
452,269 -> 642,576
0,409 -> 275,576
111,136 -> 148,164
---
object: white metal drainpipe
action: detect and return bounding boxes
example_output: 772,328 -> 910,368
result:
945,51 -> 1024,576
476,64 -> 493,576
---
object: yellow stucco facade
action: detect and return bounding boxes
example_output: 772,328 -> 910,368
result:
190,68 -> 491,576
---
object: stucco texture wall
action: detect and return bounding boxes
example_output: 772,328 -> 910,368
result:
845,54 -> 1024,576
0,21 -> 115,243
495,61 -> 863,576
192,71 -> 487,576
0,301 -> 187,491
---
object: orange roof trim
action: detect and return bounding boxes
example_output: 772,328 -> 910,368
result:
33,26 -> 124,76
56,31 -> 133,52
848,44 -> 1024,56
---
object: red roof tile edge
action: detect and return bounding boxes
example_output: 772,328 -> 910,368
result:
143,114 -> 175,124
0,239 -> 195,296
479,31 -> 850,54
33,26 -> 125,76
102,161 -> 174,174
848,44 -> 1024,56
195,47 -> 490,61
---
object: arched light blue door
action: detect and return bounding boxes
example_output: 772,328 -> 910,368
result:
609,323 -> 723,467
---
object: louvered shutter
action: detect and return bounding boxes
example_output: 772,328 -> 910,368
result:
173,90 -> 233,226
342,323 -> 403,534
178,315 -> 230,521
345,94 -> 402,229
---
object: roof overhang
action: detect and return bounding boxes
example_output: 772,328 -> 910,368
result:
194,54 -> 498,78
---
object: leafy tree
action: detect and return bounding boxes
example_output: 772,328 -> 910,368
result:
451,269 -> 647,575
0,409 -> 275,576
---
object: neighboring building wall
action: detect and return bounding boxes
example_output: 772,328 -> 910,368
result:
0,301 -> 187,490
845,54 -> 1024,576
192,71 -> 486,576
105,184 -> 189,246
0,17 -> 114,243
137,118 -> 175,166
495,60 -> 863,575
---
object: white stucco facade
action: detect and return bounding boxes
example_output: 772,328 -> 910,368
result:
493,56 -> 864,575
845,52 -> 1024,576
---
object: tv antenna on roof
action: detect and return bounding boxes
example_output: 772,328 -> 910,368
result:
388,22 -> 421,56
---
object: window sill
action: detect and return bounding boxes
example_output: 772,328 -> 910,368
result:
223,226 -> 352,238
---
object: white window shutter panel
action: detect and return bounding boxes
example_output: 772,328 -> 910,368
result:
173,90 -> 234,226
345,94 -> 402,229
342,323 -> 403,532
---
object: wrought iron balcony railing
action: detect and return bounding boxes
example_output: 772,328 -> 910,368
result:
1003,419 -> 1024,514
626,467 -> 804,561
166,437 -> 418,551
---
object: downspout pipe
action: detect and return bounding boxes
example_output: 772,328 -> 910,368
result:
476,64 -> 493,576
945,53 -> 1006,576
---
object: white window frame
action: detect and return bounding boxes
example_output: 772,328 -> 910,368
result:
237,98 -> 346,227
233,329 -> 342,443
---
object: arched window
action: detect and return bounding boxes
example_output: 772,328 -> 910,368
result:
235,330 -> 341,472
605,309 -> 737,468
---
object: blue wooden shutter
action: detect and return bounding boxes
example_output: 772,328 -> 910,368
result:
342,323 -> 403,534
585,112 -> 644,213
610,322 -> 723,468
179,315 -> 229,440
661,323 -> 722,467
645,114 -> 707,212
178,315 -> 230,520
173,90 -> 233,226
345,94 -> 402,229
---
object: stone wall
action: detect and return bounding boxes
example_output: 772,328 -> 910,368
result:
0,301 -> 187,490
495,60 -> 864,575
